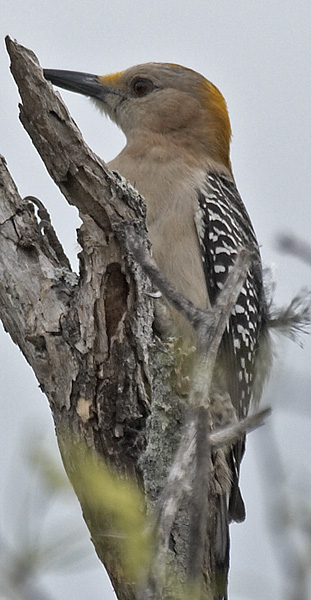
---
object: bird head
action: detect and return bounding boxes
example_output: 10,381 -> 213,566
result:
44,63 -> 232,173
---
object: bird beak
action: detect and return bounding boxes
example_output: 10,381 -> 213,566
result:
43,69 -> 106,100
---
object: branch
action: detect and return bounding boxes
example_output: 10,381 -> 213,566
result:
0,155 -> 79,400
268,289 -> 311,345
132,237 -> 269,597
277,233 -> 311,266
3,37 -> 156,600
5,36 -> 148,247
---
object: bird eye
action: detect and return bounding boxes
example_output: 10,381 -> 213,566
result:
131,78 -> 154,97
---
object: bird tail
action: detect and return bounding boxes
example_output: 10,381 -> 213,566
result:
228,439 -> 246,523
214,493 -> 230,600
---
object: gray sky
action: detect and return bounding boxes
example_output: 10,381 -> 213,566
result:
1,1 -> 311,599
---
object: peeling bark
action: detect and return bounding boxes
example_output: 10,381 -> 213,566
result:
2,35 -> 275,600
1,38 -> 197,600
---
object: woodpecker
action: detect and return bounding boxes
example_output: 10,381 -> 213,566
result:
44,63 -> 270,589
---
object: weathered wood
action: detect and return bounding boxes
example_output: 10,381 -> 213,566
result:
2,38 -> 195,600
3,36 -> 273,600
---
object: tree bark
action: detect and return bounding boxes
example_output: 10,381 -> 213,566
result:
3,34 -> 310,600
3,36 -> 274,600
1,37 -> 209,600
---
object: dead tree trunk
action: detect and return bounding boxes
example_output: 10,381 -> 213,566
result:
1,38 -> 271,600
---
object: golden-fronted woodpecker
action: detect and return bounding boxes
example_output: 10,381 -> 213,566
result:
43,62 -> 270,577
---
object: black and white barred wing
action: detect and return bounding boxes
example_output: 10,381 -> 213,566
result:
194,173 -> 266,418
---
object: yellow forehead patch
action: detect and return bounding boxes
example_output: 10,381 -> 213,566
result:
98,71 -> 124,88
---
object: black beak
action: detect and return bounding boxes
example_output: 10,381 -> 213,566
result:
43,69 -> 104,100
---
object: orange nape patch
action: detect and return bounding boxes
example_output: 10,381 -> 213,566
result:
198,79 -> 232,143
98,71 -> 124,88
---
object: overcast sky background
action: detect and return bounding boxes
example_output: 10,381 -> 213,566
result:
1,1 -> 311,599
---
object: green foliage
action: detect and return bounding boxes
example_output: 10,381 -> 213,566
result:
64,438 -> 153,581
0,436 -> 101,599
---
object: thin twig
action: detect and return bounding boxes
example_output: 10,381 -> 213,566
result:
277,233 -> 311,266
24,196 -> 72,270
126,224 -> 254,355
209,407 -> 271,448
188,406 -> 211,581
